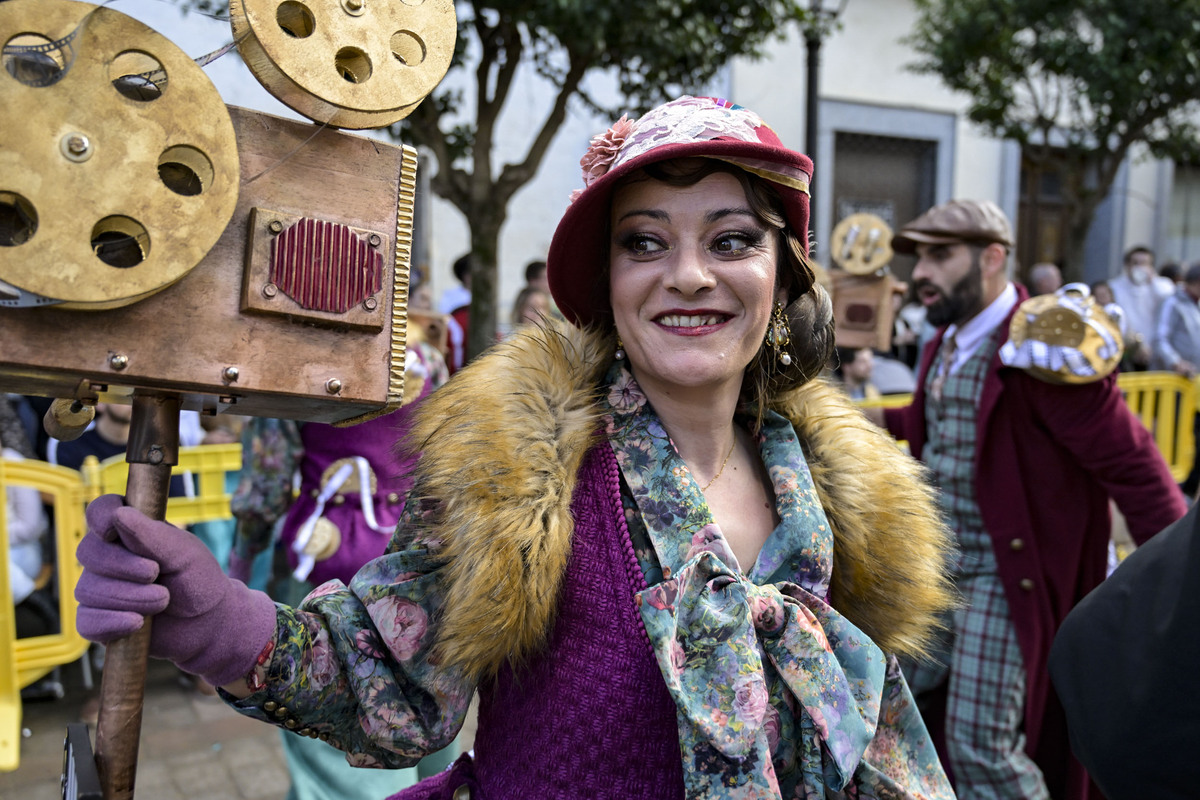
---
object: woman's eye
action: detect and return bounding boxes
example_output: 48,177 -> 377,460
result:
621,233 -> 665,255
712,231 -> 759,253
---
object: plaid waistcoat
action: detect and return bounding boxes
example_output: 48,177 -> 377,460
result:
924,330 -> 1003,574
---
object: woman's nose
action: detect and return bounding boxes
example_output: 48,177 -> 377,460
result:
663,245 -> 716,294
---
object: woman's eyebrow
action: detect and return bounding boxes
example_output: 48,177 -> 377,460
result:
614,206 -> 756,225
615,208 -> 669,224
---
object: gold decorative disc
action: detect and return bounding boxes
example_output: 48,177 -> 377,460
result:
830,213 -> 894,276
230,0 -> 456,129
303,517 -> 342,561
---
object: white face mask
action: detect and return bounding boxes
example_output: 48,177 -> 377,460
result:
1130,264 -> 1155,286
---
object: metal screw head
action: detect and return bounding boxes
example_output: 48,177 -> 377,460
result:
363,297 -> 378,311
262,283 -> 278,298
343,0 -> 365,13
109,354 -> 128,370
325,378 -> 343,394
368,233 -> 382,247
147,445 -> 164,465
218,395 -> 237,405
222,366 -> 240,383
61,133 -> 92,162
268,220 -> 284,234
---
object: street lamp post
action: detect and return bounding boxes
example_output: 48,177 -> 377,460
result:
803,0 -> 849,172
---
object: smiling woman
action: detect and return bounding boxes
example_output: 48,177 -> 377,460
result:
73,96 -> 957,800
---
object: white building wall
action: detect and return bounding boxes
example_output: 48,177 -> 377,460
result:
1123,144 -> 1167,262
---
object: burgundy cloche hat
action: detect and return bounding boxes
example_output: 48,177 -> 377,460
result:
546,96 -> 814,328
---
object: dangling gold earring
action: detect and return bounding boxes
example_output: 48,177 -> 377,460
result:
615,335 -> 626,361
765,302 -> 792,366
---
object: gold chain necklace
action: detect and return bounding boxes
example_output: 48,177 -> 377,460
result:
699,437 -> 737,492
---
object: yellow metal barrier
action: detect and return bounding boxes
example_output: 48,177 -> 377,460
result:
853,393 -> 913,410
81,443 -> 243,527
1117,372 -> 1196,483
1,443 -> 242,771
851,372 -> 1196,482
1,458 -> 91,771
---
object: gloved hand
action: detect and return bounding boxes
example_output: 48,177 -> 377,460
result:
75,494 -> 279,688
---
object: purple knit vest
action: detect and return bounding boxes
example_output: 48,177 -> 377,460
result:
392,443 -> 685,799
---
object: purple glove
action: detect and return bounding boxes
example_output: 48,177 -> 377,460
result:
75,494 -> 278,687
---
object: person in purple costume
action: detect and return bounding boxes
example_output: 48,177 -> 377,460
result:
73,97 -> 957,799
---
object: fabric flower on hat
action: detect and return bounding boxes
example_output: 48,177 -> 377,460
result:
569,115 -> 634,202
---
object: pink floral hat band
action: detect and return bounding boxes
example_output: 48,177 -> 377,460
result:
570,96 -> 811,203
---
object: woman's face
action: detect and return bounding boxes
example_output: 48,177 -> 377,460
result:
609,171 -> 782,398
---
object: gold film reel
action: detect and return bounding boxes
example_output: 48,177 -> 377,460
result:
829,212 -> 894,276
0,0 -> 239,309
230,0 -> 456,130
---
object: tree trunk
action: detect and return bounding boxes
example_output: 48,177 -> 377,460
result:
465,213 -> 504,361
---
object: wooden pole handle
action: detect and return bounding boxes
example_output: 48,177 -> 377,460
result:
92,393 -> 179,800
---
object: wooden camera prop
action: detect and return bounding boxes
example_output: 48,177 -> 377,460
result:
1,0 -> 456,424
0,0 -> 455,795
827,213 -> 901,352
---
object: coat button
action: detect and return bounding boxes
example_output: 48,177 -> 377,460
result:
285,718 -> 298,729
452,785 -> 472,800
332,495 -> 346,505
273,706 -> 289,720
1019,578 -> 1034,591
387,492 -> 400,504
1010,538 -> 1025,551
263,701 -> 278,713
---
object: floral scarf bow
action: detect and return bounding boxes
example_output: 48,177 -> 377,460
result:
636,550 -> 885,793
602,363 -> 895,797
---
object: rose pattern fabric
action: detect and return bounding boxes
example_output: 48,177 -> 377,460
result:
227,488 -> 472,768
604,362 -> 953,799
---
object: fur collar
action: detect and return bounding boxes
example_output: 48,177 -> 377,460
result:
407,322 -> 954,681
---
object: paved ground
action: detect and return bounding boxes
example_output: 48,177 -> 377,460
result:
2,656 -> 290,800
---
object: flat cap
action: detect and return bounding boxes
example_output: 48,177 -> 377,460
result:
892,199 -> 1014,255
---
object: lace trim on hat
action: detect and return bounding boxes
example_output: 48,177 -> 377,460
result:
569,96 -> 772,203
611,96 -> 766,169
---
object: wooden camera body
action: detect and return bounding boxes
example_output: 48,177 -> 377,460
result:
2,106 -> 415,424
828,212 -> 901,352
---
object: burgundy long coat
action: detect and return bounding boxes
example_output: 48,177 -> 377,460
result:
884,283 -> 1187,800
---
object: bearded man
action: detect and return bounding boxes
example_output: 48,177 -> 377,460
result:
863,199 -> 1185,800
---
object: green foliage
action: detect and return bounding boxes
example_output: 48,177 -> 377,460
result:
908,0 -> 1200,161
908,0 -> 1200,269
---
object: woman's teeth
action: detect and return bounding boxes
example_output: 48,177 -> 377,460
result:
658,314 -> 722,327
